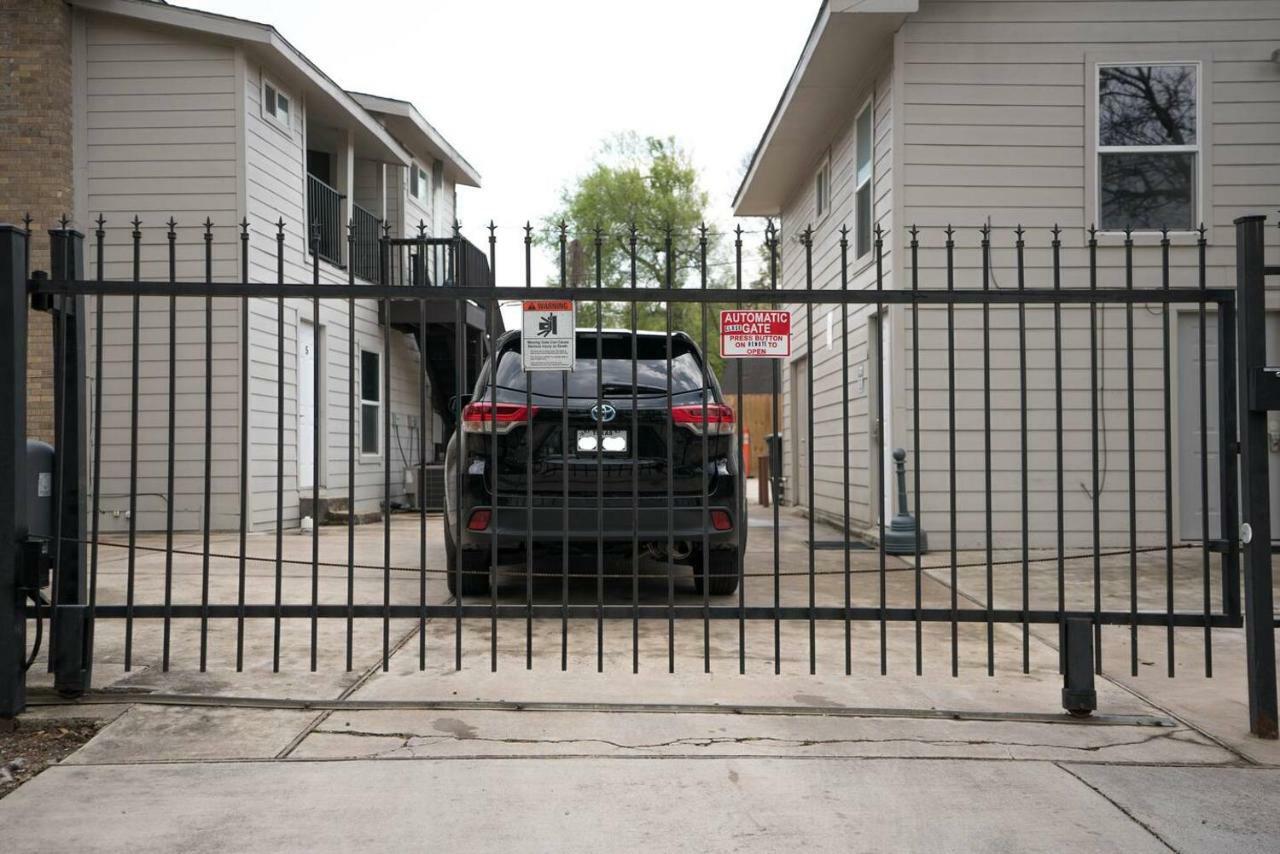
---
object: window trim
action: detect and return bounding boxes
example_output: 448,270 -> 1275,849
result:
813,152 -> 831,223
260,74 -> 291,133
1085,50 -> 1213,241
852,97 -> 875,261
409,162 -> 430,204
359,347 -> 382,459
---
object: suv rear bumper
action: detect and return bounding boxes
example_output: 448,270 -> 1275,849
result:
456,504 -> 740,550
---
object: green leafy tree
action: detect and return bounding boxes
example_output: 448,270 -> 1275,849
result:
541,133 -> 766,376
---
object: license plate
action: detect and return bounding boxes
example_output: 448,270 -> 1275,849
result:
577,429 -> 627,453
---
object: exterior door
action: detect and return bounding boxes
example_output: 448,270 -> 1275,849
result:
791,355 -> 809,507
298,320 -> 315,491
1177,310 -> 1280,539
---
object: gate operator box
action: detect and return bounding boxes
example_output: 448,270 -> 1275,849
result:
24,440 -> 55,590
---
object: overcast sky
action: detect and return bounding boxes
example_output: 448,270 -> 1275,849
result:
193,0 -> 815,288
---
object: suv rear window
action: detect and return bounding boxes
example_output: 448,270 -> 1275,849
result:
486,335 -> 707,399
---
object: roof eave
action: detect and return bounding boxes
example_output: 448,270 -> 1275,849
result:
348,92 -> 482,188
733,0 -> 917,217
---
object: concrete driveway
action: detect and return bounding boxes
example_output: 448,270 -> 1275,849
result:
5,502 -> 1280,852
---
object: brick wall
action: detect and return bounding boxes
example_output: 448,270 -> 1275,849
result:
0,0 -> 73,443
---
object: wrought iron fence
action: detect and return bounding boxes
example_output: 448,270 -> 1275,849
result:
0,213 -> 1275,740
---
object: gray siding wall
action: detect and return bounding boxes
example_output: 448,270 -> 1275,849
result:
79,12 -> 243,534
779,53 -> 895,536
243,61 -> 425,531
895,0 -> 1280,549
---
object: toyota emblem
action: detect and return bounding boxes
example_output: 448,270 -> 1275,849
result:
591,403 -> 617,423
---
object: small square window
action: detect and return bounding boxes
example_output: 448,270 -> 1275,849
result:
814,158 -> 831,220
262,77 -> 290,130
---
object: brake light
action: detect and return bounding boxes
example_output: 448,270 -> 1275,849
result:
710,510 -> 733,531
461,402 -> 538,434
467,509 -> 492,531
671,403 -> 735,436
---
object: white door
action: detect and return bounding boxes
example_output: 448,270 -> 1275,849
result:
1177,310 -> 1280,539
298,320 -> 315,491
791,356 -> 809,507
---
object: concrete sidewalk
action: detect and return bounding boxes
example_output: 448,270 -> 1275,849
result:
4,503 -> 1279,852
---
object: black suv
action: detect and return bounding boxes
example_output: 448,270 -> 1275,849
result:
444,329 -> 742,597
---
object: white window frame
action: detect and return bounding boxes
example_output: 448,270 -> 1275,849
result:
813,153 -> 831,222
409,163 -> 430,204
261,75 -> 291,132
359,348 -> 382,458
1087,54 -> 1212,240
852,97 -> 874,261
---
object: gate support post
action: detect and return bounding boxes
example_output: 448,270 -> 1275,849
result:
0,225 -> 30,721
1061,617 -> 1096,717
45,227 -> 91,698
1234,214 -> 1277,740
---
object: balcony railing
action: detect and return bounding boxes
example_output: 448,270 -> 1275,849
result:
306,173 -> 344,266
350,202 -> 382,283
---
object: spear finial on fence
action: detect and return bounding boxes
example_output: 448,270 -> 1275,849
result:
1015,223 -> 1024,243
629,221 -> 638,245
1123,223 -> 1133,241
1198,222 -> 1208,240
524,221 -> 532,243
1051,223 -> 1061,242
98,214 -> 108,235
418,219 -> 427,238
58,213 -> 70,231
22,212 -> 32,236
875,223 -> 884,244
909,224 -> 918,244
800,225 -> 812,247
944,224 -> 954,242
453,219 -> 461,238
1088,224 -> 1097,242
734,223 -> 743,244
980,222 -> 990,241
131,215 -> 142,235
276,217 -> 285,237
240,217 -> 249,235
838,224 -> 849,246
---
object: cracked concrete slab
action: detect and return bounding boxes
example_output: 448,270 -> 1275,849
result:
1063,764 -> 1280,854
291,707 -> 1233,763
0,758 -> 1175,853
63,705 -> 320,763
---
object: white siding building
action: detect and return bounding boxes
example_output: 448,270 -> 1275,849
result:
64,0 -> 485,532
734,0 -> 1280,549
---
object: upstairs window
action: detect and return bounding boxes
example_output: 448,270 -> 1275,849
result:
853,101 -> 873,258
1097,63 -> 1198,232
409,163 -> 430,203
262,78 -> 291,130
814,155 -> 831,221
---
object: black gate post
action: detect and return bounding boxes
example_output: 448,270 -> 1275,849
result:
0,224 -> 30,721
46,226 -> 91,697
1234,214 -> 1277,739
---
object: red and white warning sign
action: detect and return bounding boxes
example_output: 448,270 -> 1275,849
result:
522,300 -> 576,371
719,309 -> 792,358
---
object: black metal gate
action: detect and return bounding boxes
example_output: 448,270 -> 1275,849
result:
0,213 -> 1275,739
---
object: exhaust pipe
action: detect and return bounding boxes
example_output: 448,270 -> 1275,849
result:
645,540 -> 693,561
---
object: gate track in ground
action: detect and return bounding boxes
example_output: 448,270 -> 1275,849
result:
918,564 -> 1260,767
272,598 -> 454,759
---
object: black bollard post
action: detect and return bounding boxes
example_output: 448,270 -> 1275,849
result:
883,448 -> 928,555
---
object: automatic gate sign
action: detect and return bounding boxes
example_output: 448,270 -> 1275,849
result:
521,300 -> 576,371
720,309 -> 792,358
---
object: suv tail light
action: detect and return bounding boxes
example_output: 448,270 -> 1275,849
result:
671,403 -> 735,436
461,402 -> 538,434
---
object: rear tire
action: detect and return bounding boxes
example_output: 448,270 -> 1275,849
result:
444,517 -> 492,597
691,547 -> 740,597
